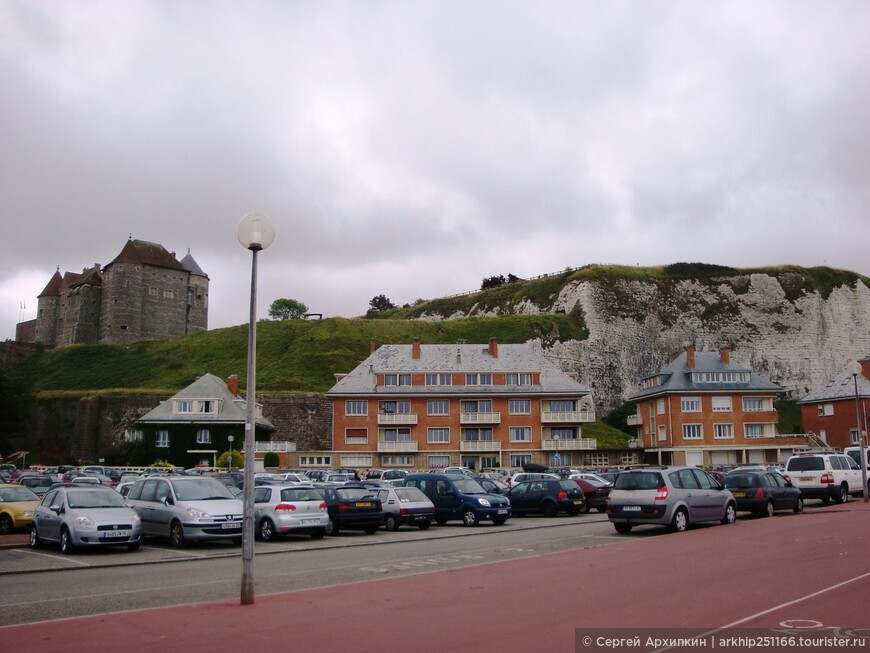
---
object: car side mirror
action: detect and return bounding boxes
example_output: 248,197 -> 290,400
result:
162,496 -> 174,506
50,504 -> 62,514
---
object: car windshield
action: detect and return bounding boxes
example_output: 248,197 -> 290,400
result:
23,478 -> 53,487
614,472 -> 665,491
394,487 -> 428,503
582,478 -> 610,488
787,457 -> 825,472
723,474 -> 758,489
171,479 -> 235,500
453,479 -> 486,494
0,487 -> 40,502
67,489 -> 128,508
335,488 -> 376,500
280,487 -> 323,502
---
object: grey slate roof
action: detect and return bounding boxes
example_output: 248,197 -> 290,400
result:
326,343 -> 591,397
138,373 -> 274,429
629,351 -> 782,401
180,251 -> 208,278
799,365 -> 870,403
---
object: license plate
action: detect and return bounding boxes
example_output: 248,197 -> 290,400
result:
221,522 -> 241,529
622,506 -> 641,512
573,500 -> 583,505
497,509 -> 508,515
356,502 -> 371,507
102,530 -> 128,538
799,477 -> 813,482
732,492 -> 746,498
301,518 -> 320,525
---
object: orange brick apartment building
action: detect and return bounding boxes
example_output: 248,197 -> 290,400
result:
799,358 -> 869,451
326,338 -> 599,471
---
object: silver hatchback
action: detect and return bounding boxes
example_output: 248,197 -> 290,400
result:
253,484 -> 328,541
607,466 -> 737,534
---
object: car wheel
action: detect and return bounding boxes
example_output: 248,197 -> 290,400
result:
310,529 -> 326,539
541,501 -> 557,518
326,519 -> 339,536
614,523 -> 632,534
670,508 -> 688,532
418,520 -> 431,530
764,500 -> 775,518
582,502 -> 591,514
384,514 -> 399,531
794,496 -> 804,513
363,525 -> 378,535
169,520 -> 186,548
820,497 -> 830,503
596,506 -> 607,513
462,509 -> 479,527
0,514 -> 12,535
258,518 -> 276,542
722,503 -> 737,525
60,527 -> 75,554
492,518 -> 507,525
29,525 -> 42,549
835,484 -> 848,504
127,542 -> 141,552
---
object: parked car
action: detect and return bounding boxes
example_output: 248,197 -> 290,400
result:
723,471 -> 803,516
323,473 -> 355,484
444,466 -> 479,478
375,486 -> 434,530
380,469 -> 408,485
30,485 -> 142,553
571,478 -> 611,513
305,470 -> 330,483
783,453 -> 864,503
568,472 -> 612,486
476,477 -> 510,496
0,484 -> 40,534
319,486 -> 383,535
844,446 -> 870,476
508,472 -> 560,488
126,475 -> 243,547
508,479 -> 585,517
404,473 -> 511,526
606,466 -> 737,534
253,484 -> 329,541
18,475 -> 54,497
279,473 -> 312,484
115,482 -> 134,498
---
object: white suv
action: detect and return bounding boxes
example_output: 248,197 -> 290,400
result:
784,453 -> 864,504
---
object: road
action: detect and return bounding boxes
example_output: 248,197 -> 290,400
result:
1,501 -> 868,653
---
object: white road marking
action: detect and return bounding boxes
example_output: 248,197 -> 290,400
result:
10,549 -> 90,567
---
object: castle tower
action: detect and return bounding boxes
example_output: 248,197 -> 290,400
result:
35,270 -> 62,345
180,250 -> 209,334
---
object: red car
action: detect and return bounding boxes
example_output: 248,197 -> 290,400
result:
571,478 -> 611,513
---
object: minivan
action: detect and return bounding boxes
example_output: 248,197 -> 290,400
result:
403,473 -> 510,526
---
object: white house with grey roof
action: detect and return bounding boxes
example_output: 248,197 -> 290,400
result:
326,338 -> 600,471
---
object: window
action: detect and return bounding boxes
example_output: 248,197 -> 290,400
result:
743,397 -> 764,412
199,401 -> 214,414
428,428 -> 450,443
428,455 -> 450,469
384,374 -> 411,386
346,401 -> 367,416
465,373 -> 492,386
587,453 -> 609,466
463,428 -> 493,441
657,425 -> 667,442
713,423 -> 733,439
382,455 -> 413,466
548,400 -> 575,412
850,429 -> 861,444
382,428 -> 411,442
425,373 -> 452,386
427,400 -> 450,416
345,429 -> 368,444
176,400 -> 193,413
817,404 -> 834,417
149,286 -> 159,297
656,399 -> 665,415
551,427 -> 577,440
508,399 -> 531,415
124,429 -> 143,442
681,397 -> 701,412
462,400 -> 492,413
156,430 -> 170,448
510,454 -> 532,468
712,397 -> 732,412
196,429 -> 211,444
300,456 -> 331,466
619,453 -> 640,465
509,426 -> 532,442
744,424 -> 765,438
163,289 -> 174,299
682,424 -> 703,440
480,455 -> 499,468
506,373 -> 532,385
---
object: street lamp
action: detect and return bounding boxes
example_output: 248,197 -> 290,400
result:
237,212 -> 275,605
227,435 -> 235,473
846,361 -> 868,503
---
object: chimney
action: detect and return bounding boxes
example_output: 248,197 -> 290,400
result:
456,349 -> 462,365
719,347 -> 730,365
488,337 -> 498,358
226,374 -> 239,397
370,338 -> 377,354
686,346 -> 696,369
412,337 -> 421,359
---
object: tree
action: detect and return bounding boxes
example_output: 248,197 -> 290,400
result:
481,275 -> 506,290
368,294 -> 396,312
268,298 -> 308,320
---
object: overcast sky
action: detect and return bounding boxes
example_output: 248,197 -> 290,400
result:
1,1 -> 868,341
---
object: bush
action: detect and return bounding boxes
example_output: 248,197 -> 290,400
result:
263,451 -> 279,468
217,450 -> 244,470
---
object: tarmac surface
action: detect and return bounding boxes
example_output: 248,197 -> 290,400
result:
1,501 -> 868,653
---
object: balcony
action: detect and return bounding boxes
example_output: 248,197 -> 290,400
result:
377,412 -> 418,426
541,409 -> 596,423
541,438 -> 597,451
377,441 -> 419,453
460,411 -> 501,425
254,441 -> 296,453
626,414 -> 643,426
460,440 -> 502,452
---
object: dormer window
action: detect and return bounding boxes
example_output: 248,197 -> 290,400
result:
176,400 -> 193,414
384,374 -> 411,387
199,400 -> 214,414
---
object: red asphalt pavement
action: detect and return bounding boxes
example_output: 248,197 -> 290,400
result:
2,502 -> 868,653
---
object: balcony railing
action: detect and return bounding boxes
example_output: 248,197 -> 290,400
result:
541,409 -> 596,423
460,440 -> 502,452
377,441 -> 419,452
377,413 -> 419,425
460,412 -> 501,425
626,414 -> 643,426
254,441 -> 296,452
541,438 -> 597,451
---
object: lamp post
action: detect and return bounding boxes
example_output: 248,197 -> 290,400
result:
847,361 -> 869,503
237,212 -> 275,605
227,435 -> 234,473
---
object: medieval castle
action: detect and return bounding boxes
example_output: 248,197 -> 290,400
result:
23,239 -> 209,347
